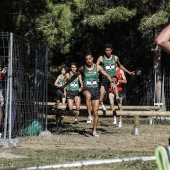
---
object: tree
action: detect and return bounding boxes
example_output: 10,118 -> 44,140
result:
138,0 -> 170,104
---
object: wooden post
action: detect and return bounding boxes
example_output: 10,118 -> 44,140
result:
133,116 -> 140,135
149,114 -> 154,124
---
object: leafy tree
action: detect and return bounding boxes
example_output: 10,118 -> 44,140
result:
1,0 -> 170,103
137,0 -> 170,104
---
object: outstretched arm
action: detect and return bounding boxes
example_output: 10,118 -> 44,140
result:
155,24 -> 170,53
117,58 -> 135,76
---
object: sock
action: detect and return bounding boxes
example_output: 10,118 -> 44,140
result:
113,110 -> 117,116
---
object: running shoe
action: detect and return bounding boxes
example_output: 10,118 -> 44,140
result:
86,116 -> 93,124
113,118 -> 117,125
102,106 -> 107,111
92,132 -> 99,137
118,121 -> 122,128
73,120 -> 79,124
155,146 -> 170,170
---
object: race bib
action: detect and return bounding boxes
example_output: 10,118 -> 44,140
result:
70,82 -> 78,88
86,80 -> 97,87
106,64 -> 115,71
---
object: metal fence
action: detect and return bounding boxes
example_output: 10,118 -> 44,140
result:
0,32 -> 48,146
124,67 -> 170,111
162,68 -> 170,111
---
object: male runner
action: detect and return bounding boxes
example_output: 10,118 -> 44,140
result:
61,52 -> 115,137
97,43 -> 135,111
62,62 -> 83,124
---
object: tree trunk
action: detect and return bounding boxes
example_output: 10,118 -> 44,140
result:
153,47 -> 162,103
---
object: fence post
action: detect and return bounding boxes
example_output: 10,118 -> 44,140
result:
133,116 -> 140,135
45,46 -> 48,131
2,33 -> 21,147
38,45 -> 51,137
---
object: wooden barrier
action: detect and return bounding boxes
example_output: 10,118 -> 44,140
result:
47,102 -> 160,111
57,110 -> 170,117
47,103 -> 168,135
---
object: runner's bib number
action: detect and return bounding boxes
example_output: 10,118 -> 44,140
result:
86,80 -> 97,87
106,64 -> 115,71
70,82 -> 78,88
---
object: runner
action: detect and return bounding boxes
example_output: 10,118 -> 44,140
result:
108,67 -> 127,127
54,68 -> 66,106
62,62 -> 83,124
97,43 -> 135,111
61,51 -> 115,137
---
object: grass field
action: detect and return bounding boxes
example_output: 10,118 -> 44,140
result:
0,115 -> 169,170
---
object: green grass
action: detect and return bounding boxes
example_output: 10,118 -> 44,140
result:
0,148 -> 157,170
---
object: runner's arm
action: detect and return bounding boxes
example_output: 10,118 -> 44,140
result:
155,24 -> 170,53
116,56 -> 135,76
62,73 -> 69,85
78,74 -> 83,92
96,56 -> 103,65
54,75 -> 61,87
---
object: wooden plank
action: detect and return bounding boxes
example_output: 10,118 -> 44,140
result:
47,102 -> 56,106
53,105 -> 160,110
134,116 -> 140,129
55,110 -> 170,117
100,110 -> 170,116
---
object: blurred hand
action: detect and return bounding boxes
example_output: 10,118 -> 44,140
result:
129,71 -> 135,76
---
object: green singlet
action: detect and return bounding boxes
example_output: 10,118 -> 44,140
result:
102,55 -> 116,77
83,64 -> 98,88
66,73 -> 79,91
57,74 -> 64,86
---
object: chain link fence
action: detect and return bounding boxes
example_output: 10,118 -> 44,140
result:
0,32 -> 48,146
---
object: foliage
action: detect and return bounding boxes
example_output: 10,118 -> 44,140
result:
85,7 -> 136,28
35,1 -> 74,53
138,11 -> 169,35
0,0 -> 170,94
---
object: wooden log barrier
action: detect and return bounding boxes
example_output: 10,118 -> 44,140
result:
48,102 -> 167,135
55,105 -> 160,111
57,110 -> 170,117
55,109 -> 170,135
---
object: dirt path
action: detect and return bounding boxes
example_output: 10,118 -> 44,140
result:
20,116 -> 169,152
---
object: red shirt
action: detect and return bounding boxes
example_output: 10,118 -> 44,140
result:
108,68 -> 123,92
